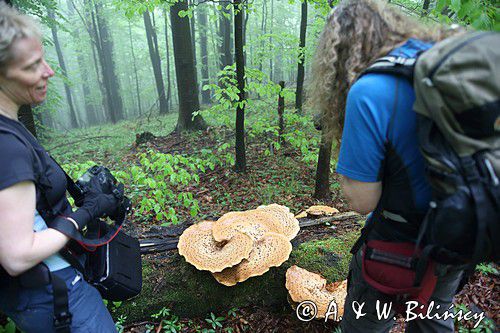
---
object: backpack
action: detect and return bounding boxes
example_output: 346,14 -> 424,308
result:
351,31 -> 499,291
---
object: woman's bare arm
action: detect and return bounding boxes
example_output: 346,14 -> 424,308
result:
340,176 -> 382,215
0,181 -> 69,276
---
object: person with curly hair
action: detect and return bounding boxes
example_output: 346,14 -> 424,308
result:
309,0 -> 464,331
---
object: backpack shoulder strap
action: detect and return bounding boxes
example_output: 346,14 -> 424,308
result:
361,55 -> 417,82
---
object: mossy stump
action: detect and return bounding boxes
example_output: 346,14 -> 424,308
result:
114,230 -> 359,322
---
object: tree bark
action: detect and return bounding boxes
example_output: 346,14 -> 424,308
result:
422,0 -> 431,16
67,0 -> 97,126
234,0 -> 246,173
128,21 -> 142,116
48,8 -> 79,128
278,81 -> 285,144
163,9 -> 173,112
198,5 -> 211,104
144,10 -> 168,115
219,2 -> 233,70
295,0 -> 308,113
269,0 -> 274,81
170,1 -> 205,131
314,132 -> 333,199
93,0 -> 124,123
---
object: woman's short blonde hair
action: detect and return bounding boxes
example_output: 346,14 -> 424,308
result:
0,3 -> 41,73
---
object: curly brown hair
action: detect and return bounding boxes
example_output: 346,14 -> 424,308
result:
308,0 -> 455,141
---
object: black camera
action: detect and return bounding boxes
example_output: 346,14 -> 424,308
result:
75,165 -> 131,221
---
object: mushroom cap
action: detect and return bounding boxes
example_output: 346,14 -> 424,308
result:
212,232 -> 292,286
177,221 -> 254,273
257,204 -> 300,240
212,210 -> 285,242
306,205 -> 339,217
285,265 -> 347,320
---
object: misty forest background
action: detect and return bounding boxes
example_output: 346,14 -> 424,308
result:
3,0 -> 499,331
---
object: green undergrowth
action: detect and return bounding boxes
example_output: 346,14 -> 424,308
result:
43,97 -> 327,225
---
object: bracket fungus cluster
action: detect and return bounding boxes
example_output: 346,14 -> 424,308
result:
178,204 -> 299,286
285,265 -> 348,320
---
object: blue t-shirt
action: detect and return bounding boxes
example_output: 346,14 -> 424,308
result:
336,39 -> 433,213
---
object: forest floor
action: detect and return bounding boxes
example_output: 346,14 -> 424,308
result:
119,129 -> 498,333
36,111 -> 499,333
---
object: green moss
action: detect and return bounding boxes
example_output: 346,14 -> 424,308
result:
114,230 -> 361,323
289,230 -> 360,282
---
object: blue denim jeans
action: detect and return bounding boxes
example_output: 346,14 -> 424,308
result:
0,267 -> 117,333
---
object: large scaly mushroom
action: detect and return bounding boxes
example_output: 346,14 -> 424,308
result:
285,265 -> 347,320
177,221 -> 254,273
212,232 -> 292,286
257,204 -> 300,240
212,210 -> 286,242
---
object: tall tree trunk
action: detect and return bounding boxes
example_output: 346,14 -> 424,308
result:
48,8 -> 79,128
269,0 -> 274,81
170,1 -> 205,131
234,0 -> 246,173
84,0 -> 107,123
314,132 -> 333,199
163,9 -> 173,112
68,0 -> 97,126
189,0 -> 199,101
219,2 -> 233,70
144,10 -> 168,115
422,0 -> 431,16
128,21 -> 142,116
295,0 -> 307,113
198,5 -> 211,104
93,0 -> 124,123
258,0 -> 267,73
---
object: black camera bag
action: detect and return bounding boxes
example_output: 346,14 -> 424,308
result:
85,225 -> 142,301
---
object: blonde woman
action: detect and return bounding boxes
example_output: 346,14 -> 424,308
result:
0,4 -> 118,332
310,0 -> 463,332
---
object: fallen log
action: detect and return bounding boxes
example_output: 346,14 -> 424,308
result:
138,211 -> 363,253
114,226 -> 361,323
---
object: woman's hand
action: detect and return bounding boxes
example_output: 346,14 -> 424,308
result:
0,181 -> 69,276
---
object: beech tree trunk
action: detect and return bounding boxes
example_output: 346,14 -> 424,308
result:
144,10 -> 168,115
219,2 -> 233,70
422,0 -> 431,16
48,8 -> 79,128
295,0 -> 308,113
234,0 -> 246,173
93,0 -> 124,123
128,21 -> 142,116
170,1 -> 206,131
198,5 -> 211,104
269,0 -> 274,82
163,9 -> 173,112
314,132 -> 333,199
67,0 -> 97,126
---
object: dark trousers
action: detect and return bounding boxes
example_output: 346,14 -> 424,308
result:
0,267 -> 117,333
340,249 -> 463,333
